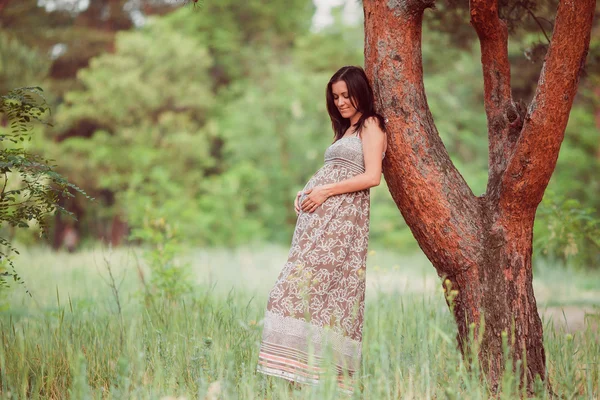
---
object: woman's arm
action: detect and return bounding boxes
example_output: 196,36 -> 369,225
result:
322,116 -> 386,196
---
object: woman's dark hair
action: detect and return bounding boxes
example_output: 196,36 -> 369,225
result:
326,65 -> 386,142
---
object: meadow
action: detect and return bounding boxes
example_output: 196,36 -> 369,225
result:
0,245 -> 598,399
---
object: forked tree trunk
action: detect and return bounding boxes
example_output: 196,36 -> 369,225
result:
363,0 -> 595,393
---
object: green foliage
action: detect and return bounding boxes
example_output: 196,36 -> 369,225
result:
162,0 -> 315,88
534,190 -> 600,269
292,5 -> 364,73
50,19 -> 216,242
422,28 -> 489,195
0,33 -> 50,95
552,105 -> 600,204
0,87 -> 91,289
534,103 -> 600,269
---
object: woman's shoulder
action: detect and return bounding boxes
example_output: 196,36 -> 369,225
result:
364,115 -> 379,127
362,115 -> 386,134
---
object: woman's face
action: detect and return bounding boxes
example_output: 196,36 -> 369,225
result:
332,80 -> 358,119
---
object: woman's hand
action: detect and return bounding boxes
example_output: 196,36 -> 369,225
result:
300,185 -> 331,213
294,191 -> 303,216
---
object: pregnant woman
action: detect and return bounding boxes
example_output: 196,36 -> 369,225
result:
256,65 -> 387,394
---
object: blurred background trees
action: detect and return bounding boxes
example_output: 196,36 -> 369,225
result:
0,0 -> 597,268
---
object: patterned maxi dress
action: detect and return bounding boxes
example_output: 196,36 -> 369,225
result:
256,131 -> 385,392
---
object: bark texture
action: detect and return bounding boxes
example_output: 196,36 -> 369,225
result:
363,0 -> 595,392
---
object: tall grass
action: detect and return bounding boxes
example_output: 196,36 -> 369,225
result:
0,245 -> 598,399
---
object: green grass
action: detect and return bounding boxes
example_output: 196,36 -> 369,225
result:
0,245 -> 598,399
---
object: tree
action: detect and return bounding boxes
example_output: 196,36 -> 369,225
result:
363,0 -> 595,393
49,19 -> 215,245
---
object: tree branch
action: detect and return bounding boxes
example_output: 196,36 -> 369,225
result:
469,0 -> 519,198
499,0 -> 595,215
524,6 -> 551,44
364,0 -> 481,277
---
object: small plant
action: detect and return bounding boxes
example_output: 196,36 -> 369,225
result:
130,214 -> 193,306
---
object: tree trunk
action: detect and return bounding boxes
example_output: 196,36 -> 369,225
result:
0,0 -> 9,15
110,214 -> 129,246
363,0 -> 595,393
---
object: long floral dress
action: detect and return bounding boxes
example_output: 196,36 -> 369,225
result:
256,131 -> 384,393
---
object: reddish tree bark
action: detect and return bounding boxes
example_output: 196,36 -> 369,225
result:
363,0 -> 595,393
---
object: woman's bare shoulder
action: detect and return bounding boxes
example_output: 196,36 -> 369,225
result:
364,116 -> 380,128
362,116 -> 384,136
